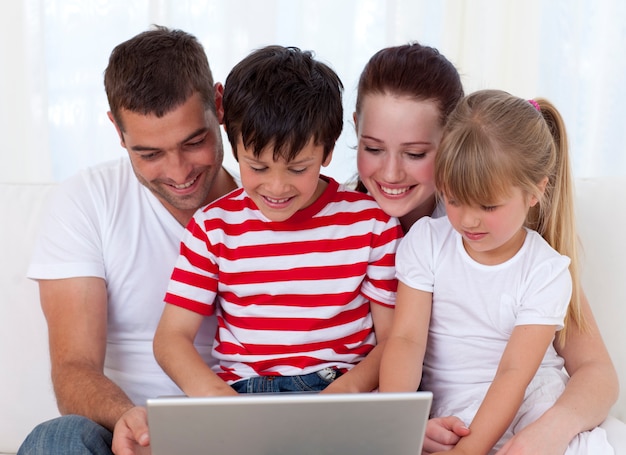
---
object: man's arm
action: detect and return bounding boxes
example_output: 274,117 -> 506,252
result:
40,277 -> 134,431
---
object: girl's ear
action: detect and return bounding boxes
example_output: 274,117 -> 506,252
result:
538,176 -> 549,194
529,177 -> 550,207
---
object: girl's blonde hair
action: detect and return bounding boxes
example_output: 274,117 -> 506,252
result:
435,89 -> 584,343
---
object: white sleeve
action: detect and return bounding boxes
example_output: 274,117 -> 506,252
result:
516,253 -> 572,329
395,217 -> 437,293
27,173 -> 105,280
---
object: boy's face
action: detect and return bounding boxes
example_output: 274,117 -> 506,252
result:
237,137 -> 332,222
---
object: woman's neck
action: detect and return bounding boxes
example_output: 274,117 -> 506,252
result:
399,194 -> 437,233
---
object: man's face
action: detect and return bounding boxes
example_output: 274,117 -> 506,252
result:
109,91 -> 225,224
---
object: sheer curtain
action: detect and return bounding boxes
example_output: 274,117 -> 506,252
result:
2,0 -> 625,184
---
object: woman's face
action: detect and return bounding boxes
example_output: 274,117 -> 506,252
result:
355,94 -> 443,222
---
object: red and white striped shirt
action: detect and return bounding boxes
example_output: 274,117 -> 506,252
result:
165,177 -> 402,383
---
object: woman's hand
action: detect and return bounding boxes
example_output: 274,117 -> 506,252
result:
494,418 -> 569,455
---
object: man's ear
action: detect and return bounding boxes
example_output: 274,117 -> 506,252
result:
214,82 -> 225,124
107,111 -> 125,147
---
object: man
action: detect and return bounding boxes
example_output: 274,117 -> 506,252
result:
18,26 -> 237,455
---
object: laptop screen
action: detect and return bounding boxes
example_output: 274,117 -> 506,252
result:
147,391 -> 432,455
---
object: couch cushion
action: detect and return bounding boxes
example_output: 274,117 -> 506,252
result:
0,183 -> 60,453
575,177 -> 626,421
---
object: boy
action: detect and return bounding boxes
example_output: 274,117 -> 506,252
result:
153,45 -> 402,395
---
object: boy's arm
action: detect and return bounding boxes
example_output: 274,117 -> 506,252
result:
321,302 -> 394,393
451,324 -> 557,455
379,282 -> 432,392
153,304 -> 236,397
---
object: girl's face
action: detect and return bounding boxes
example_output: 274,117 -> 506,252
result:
355,94 -> 443,228
443,187 -> 538,265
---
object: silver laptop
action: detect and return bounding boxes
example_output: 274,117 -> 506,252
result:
147,391 -> 432,455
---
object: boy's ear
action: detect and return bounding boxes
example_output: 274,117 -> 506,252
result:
107,111 -> 125,147
322,148 -> 334,167
352,112 -> 358,131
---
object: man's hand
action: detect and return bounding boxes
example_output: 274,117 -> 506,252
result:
111,406 -> 151,455
422,416 -> 470,454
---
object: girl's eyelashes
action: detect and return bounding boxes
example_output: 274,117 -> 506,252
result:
406,152 -> 427,159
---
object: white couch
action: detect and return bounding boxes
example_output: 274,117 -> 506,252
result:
1,179 -> 625,454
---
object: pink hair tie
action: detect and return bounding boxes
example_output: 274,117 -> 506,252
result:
528,99 -> 541,111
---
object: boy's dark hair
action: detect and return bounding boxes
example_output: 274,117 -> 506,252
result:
223,45 -> 343,162
104,25 -> 215,131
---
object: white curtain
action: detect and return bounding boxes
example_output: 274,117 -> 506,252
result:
2,0 -> 625,184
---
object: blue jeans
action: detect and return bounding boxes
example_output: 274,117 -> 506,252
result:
17,414 -> 113,455
231,367 -> 343,393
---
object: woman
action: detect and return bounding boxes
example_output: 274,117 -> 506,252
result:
353,43 -> 621,455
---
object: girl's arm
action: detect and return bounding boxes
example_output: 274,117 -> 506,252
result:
153,304 -> 237,397
379,281 -> 432,392
494,290 -> 619,455
449,324 -> 557,455
323,302 -> 394,393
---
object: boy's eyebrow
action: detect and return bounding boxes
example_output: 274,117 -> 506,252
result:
286,156 -> 318,165
242,153 -> 318,166
130,127 -> 208,152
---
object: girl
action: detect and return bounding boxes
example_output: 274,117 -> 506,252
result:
378,89 -> 613,454
354,44 -> 620,455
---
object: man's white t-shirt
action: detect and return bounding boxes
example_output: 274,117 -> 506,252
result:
27,157 -> 218,405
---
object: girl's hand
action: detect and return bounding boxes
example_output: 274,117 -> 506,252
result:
422,416 -> 470,454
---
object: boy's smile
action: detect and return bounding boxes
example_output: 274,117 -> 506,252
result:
237,137 -> 333,222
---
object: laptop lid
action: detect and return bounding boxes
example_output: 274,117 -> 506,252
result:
147,391 -> 432,455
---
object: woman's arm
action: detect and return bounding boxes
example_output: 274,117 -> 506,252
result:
379,282 -> 432,392
494,290 -> 619,455
153,304 -> 236,397
449,324 -> 557,455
